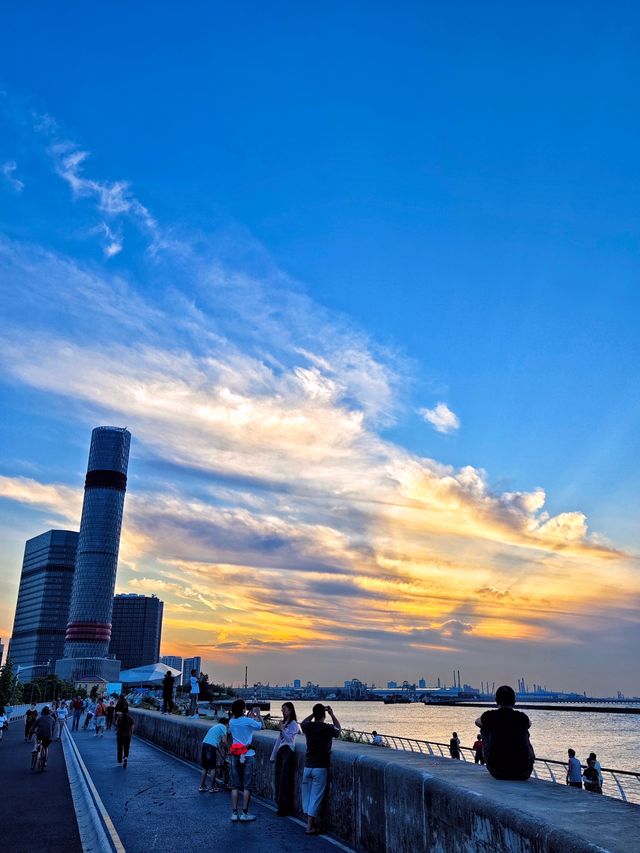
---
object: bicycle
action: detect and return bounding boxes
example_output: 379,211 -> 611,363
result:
31,739 -> 49,771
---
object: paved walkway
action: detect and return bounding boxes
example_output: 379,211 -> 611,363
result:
0,717 -> 82,853
70,726 -> 347,853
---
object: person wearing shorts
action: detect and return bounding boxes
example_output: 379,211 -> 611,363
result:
228,699 -> 263,822
199,717 -> 228,792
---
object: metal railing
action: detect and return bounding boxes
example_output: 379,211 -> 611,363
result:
338,728 -> 640,805
265,716 -> 638,805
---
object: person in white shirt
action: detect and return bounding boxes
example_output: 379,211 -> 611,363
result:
229,699 -> 263,822
56,701 -> 69,739
189,669 -> 200,717
199,717 -> 229,792
371,731 -> 383,746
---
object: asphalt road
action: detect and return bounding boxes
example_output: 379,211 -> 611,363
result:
0,716 -> 83,853
71,726 -> 347,853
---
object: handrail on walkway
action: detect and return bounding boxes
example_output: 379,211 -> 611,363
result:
263,716 -> 639,805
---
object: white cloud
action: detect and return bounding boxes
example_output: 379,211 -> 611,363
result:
419,402 -> 460,434
1,160 -> 24,192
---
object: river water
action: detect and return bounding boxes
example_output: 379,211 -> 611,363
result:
310,701 -> 639,773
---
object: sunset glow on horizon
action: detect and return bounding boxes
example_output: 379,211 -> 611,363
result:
1,5 -> 639,695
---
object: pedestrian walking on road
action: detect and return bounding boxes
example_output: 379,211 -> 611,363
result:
449,732 -> 461,759
94,698 -> 106,737
566,749 -> 583,789
71,696 -> 83,731
300,704 -> 341,836
114,694 -> 126,728
271,702 -> 301,816
83,699 -> 95,730
199,717 -> 228,792
56,701 -> 69,739
106,700 -> 115,731
229,699 -> 263,822
0,706 -> 8,742
116,702 -> 135,767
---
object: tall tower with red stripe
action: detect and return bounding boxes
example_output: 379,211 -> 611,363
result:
56,426 -> 131,683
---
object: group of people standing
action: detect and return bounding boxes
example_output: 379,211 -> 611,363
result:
199,698 -> 341,835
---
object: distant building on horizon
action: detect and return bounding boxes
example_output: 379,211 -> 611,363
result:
9,530 -> 78,682
161,655 -> 183,686
418,677 -> 426,689
293,678 -> 301,689
56,426 -> 131,684
0,637 -> 4,668
109,594 -> 164,671
183,656 -> 202,686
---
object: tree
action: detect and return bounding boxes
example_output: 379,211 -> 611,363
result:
0,658 -> 23,706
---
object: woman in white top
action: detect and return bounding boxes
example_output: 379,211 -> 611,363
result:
56,701 -> 69,739
270,702 -> 301,816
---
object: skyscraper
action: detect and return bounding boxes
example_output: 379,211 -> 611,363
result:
161,655 -> 183,686
9,530 -> 78,682
56,426 -> 131,683
183,656 -> 202,687
110,594 -> 164,671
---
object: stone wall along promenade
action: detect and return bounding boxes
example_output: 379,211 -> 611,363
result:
130,709 -> 639,853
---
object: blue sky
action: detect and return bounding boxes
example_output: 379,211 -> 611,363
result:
0,3 -> 638,693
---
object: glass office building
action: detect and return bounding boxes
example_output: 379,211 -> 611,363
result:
56,426 -> 131,683
110,593 -> 164,671
9,530 -> 79,681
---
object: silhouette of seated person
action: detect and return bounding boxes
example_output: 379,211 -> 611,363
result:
475,685 -> 535,781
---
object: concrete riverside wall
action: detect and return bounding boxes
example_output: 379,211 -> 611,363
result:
130,709 -> 639,853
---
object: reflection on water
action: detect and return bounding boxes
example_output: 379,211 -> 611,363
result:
308,702 -> 639,772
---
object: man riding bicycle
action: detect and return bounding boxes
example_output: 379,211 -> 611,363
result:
32,706 -> 54,766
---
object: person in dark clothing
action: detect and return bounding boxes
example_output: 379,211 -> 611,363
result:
161,671 -> 175,714
116,702 -> 135,767
71,696 -> 83,731
114,694 -> 126,727
300,704 -> 341,835
583,757 -> 602,794
473,734 -> 484,765
33,706 -> 54,750
25,703 -> 38,742
475,685 -> 535,781
105,700 -> 115,730
449,732 -> 461,758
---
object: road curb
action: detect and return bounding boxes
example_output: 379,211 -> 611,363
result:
61,727 -> 126,853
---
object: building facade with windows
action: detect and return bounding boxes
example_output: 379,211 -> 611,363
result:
183,656 -> 202,687
109,593 -> 164,671
9,530 -> 79,681
56,426 -> 131,683
161,655 -> 183,685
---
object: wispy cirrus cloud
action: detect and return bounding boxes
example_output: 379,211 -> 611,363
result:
0,108 -> 637,689
1,160 -> 24,192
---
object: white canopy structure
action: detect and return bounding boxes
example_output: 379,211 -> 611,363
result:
119,662 -> 181,686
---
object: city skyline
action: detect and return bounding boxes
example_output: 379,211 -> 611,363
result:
1,4 -> 639,695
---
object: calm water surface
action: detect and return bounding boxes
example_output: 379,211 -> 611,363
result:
313,702 -> 639,772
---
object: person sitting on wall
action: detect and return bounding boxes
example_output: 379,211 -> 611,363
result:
475,685 -> 535,780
